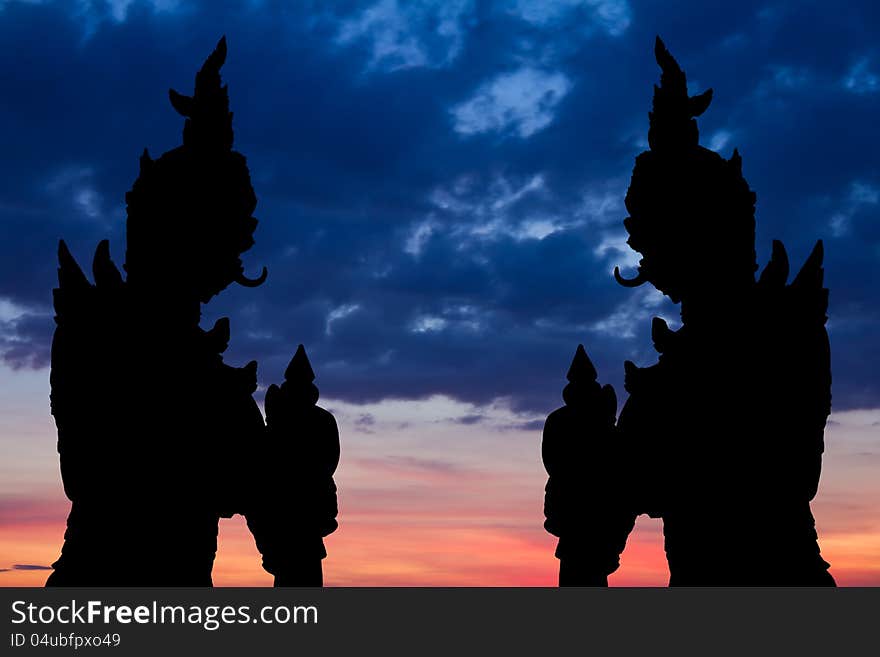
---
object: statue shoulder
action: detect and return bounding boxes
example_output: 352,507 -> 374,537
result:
312,405 -> 340,436
755,239 -> 829,333
754,239 -> 831,402
543,405 -> 572,432
50,240 -> 128,418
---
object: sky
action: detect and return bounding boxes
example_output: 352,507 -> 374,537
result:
0,0 -> 878,586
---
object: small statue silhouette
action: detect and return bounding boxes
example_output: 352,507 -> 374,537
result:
46,37 -> 339,587
543,346 -> 634,585
247,345 -> 340,586
543,38 -> 835,586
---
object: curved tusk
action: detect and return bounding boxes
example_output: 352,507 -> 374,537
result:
235,266 -> 268,288
613,265 -> 648,288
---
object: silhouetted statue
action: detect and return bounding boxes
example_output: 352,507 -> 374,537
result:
246,345 -> 340,586
543,38 -> 835,586
543,346 -> 634,585
46,37 -> 339,587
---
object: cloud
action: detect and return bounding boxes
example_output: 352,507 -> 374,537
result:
451,67 -> 572,138
0,0 -> 187,40
508,0 -> 632,37
707,129 -> 733,152
12,563 -> 52,570
403,220 -> 437,258
411,315 -> 447,333
829,181 -> 879,237
768,65 -> 813,91
352,412 -> 376,433
0,0 -> 878,416
102,0 -> 182,23
0,297 -> 53,370
353,455 -> 471,480
843,58 -> 879,95
415,172 -> 571,245
336,0 -> 473,72
511,418 -> 544,431
45,166 -> 105,222
325,303 -> 362,336
450,413 -> 483,425
589,286 -> 673,340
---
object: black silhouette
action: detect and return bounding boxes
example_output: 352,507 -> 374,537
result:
543,38 -> 835,586
246,345 -> 340,586
543,346 -> 635,585
46,38 -> 339,587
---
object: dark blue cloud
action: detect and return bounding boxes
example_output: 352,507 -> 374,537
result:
0,0 -> 877,413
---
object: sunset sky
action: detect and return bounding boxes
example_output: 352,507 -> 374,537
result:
1,0 -> 878,586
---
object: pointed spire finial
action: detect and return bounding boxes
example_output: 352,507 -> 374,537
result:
139,148 -> 153,174
92,239 -> 123,288
566,344 -> 598,383
648,36 -> 712,152
168,35 -> 234,151
791,240 -> 824,289
58,240 -> 90,290
758,239 -> 790,287
285,344 -> 316,383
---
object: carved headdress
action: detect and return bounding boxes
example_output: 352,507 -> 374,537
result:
616,38 -> 757,302
124,37 -> 266,303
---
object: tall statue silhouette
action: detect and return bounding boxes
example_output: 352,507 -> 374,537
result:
543,38 -> 835,586
46,38 -> 340,587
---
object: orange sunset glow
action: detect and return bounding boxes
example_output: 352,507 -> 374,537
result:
2,368 -> 878,587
